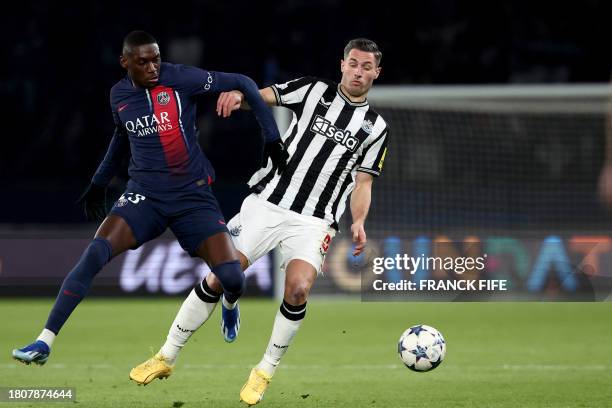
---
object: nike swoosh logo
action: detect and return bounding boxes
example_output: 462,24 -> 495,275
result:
118,104 -> 129,112
63,290 -> 81,298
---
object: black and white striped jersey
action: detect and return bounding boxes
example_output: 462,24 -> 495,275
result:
248,76 -> 389,228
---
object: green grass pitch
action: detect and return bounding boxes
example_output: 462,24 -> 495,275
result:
1,299 -> 611,407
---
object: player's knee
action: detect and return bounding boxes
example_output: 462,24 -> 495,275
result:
285,281 -> 311,305
87,237 -> 112,264
212,260 -> 245,298
77,238 -> 112,271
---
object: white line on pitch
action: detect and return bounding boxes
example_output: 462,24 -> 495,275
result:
501,364 -> 608,370
1,363 -> 608,371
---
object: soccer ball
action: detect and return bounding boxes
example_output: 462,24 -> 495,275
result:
398,324 -> 446,372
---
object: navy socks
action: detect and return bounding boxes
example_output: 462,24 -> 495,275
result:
45,237 -> 112,334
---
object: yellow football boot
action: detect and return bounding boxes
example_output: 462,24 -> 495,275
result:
129,353 -> 173,385
240,368 -> 272,405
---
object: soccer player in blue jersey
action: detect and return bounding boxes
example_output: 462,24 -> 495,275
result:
11,31 -> 287,367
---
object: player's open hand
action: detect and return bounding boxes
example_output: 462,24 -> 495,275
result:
216,91 -> 243,118
351,223 -> 367,256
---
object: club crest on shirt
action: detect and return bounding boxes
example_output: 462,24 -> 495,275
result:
117,195 -> 128,207
157,91 -> 170,105
361,119 -> 374,134
229,224 -> 242,237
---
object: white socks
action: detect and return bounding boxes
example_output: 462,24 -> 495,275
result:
159,285 -> 219,365
256,301 -> 306,377
157,287 -> 306,375
37,328 -> 56,348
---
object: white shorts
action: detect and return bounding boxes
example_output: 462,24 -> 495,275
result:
227,194 -> 336,274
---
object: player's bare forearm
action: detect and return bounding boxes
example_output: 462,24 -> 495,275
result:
350,172 -> 373,256
241,88 -> 277,110
351,172 -> 373,224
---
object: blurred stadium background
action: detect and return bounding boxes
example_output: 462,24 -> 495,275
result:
1,1 -> 612,406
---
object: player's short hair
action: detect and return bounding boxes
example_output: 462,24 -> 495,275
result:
122,30 -> 157,54
344,38 -> 382,65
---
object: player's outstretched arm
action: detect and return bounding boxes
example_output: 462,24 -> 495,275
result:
213,75 -> 287,172
216,87 -> 277,118
350,172 -> 374,256
212,73 -> 287,172
212,73 -> 280,144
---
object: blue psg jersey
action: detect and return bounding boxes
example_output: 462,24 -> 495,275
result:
92,62 -> 279,194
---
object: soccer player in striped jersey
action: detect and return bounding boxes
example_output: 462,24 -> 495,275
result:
11,31 -> 286,368
131,38 -> 389,404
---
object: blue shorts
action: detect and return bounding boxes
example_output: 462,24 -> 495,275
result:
109,183 -> 228,257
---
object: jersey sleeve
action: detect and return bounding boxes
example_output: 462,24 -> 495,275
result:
270,77 -> 317,110
92,108 -> 130,186
177,65 -> 259,98
175,65 -> 217,97
357,127 -> 389,177
177,65 -> 281,142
